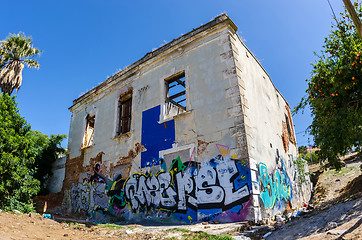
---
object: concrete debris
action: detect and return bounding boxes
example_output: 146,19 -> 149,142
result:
242,225 -> 270,237
326,221 -> 338,230
233,235 -> 251,240
327,229 -> 347,235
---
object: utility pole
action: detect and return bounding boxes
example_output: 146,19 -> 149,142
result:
343,0 -> 362,40
308,138 -> 312,164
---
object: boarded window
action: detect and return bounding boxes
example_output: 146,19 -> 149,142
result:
166,72 -> 186,111
117,97 -> 132,135
83,115 -> 95,147
163,148 -> 191,170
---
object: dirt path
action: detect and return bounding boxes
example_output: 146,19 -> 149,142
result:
266,198 -> 362,240
265,154 -> 362,240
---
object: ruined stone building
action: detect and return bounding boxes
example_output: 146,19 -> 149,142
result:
59,14 -> 311,223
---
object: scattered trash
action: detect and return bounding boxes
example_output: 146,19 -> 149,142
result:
43,201 -> 47,214
125,229 -> 133,234
294,211 -> 301,217
43,213 -> 52,219
13,210 -> 22,214
275,215 -> 284,222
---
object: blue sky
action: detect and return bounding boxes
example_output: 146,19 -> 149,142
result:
2,0 -> 345,148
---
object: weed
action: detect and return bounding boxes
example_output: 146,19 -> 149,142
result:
73,224 -> 86,231
294,157 -> 309,184
98,223 -> 124,229
166,228 -> 191,233
182,231 -> 233,240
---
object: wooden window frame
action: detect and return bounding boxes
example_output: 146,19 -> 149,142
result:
117,95 -> 132,136
83,114 -> 95,147
165,72 -> 186,111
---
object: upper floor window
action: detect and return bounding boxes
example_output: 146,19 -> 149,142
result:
166,72 -> 186,111
160,71 -> 187,122
83,114 -> 95,147
117,94 -> 132,135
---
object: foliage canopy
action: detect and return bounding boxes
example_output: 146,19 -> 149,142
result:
295,2 -> 362,169
0,93 -> 65,212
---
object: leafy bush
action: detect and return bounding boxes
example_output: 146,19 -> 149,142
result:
303,151 -> 321,164
0,93 -> 65,211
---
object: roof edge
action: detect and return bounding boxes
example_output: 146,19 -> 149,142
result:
70,14 -> 237,110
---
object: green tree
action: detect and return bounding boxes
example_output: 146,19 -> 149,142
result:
0,32 -> 41,95
32,132 -> 66,195
0,93 -> 65,211
295,1 -> 362,169
303,151 -> 321,164
298,145 -> 308,157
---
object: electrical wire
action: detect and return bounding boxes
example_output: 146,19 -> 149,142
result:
327,0 -> 339,23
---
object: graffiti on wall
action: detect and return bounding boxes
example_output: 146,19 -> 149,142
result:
258,149 -> 292,210
71,163 -> 111,214
123,155 -> 251,221
70,149 -> 252,223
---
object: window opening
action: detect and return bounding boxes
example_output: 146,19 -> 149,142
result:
285,114 -> 292,140
83,114 -> 95,147
117,97 -> 132,135
166,72 -> 186,111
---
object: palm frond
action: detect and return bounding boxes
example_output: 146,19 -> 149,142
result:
23,59 -> 39,69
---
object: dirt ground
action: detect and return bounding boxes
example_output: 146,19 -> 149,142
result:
0,212 -> 242,240
0,154 -> 361,240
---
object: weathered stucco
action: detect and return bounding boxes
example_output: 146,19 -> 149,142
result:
61,14 -> 311,223
47,156 -> 66,194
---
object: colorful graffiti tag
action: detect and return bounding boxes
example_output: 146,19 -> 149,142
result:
258,150 -> 292,210
70,153 -> 252,223
123,156 -> 251,222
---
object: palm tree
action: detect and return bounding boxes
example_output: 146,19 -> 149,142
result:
0,33 -> 41,95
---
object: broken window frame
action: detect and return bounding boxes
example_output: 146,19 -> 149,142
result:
117,94 -> 132,136
285,114 -> 293,142
83,114 -> 95,147
165,72 -> 187,112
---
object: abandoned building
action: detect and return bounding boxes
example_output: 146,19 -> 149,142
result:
56,14 -> 311,223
